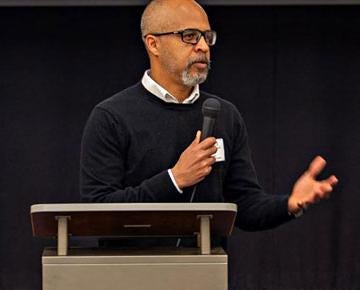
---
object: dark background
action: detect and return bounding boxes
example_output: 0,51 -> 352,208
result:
1,5 -> 359,290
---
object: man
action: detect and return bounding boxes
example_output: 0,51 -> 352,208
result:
80,0 -> 338,231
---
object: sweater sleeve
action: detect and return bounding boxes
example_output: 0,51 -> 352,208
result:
223,107 -> 293,231
80,107 -> 179,202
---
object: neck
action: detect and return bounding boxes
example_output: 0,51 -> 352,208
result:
149,68 -> 193,103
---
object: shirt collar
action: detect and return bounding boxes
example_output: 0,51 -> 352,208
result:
141,70 -> 200,104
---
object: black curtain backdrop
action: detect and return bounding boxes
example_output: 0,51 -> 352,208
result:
0,6 -> 359,290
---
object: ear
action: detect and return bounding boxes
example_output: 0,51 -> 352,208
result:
144,35 -> 160,57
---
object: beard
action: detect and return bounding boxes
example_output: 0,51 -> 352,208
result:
181,56 -> 211,87
160,49 -> 211,87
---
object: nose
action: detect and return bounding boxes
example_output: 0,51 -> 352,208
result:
194,35 -> 209,53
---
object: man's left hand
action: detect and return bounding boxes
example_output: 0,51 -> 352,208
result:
288,156 -> 339,215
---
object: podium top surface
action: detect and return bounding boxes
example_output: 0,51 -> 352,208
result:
31,203 -> 237,238
31,203 -> 237,213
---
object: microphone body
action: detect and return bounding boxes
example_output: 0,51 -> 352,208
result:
201,98 -> 221,140
201,116 -> 216,141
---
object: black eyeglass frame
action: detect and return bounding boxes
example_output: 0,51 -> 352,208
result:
145,28 -> 217,46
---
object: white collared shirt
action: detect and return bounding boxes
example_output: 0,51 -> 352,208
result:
141,70 -> 200,104
141,70 -> 202,194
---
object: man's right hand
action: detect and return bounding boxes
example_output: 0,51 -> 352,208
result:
171,130 -> 217,189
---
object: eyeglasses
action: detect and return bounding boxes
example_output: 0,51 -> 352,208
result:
146,28 -> 217,46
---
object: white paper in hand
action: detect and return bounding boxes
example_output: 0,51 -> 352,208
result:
213,138 -> 225,162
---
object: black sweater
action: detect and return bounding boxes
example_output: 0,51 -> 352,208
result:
80,82 -> 293,231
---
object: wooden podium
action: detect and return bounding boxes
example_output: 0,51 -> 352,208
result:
31,203 -> 237,290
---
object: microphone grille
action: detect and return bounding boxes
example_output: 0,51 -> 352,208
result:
202,98 -> 221,118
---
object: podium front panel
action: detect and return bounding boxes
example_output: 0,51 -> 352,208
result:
42,248 -> 227,290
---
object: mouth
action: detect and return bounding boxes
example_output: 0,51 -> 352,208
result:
191,60 -> 209,70
193,62 -> 208,69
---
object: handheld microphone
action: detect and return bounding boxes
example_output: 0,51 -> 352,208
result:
201,98 -> 221,140
189,97 -> 221,202
176,98 -> 221,248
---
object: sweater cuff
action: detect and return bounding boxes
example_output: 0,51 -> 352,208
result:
142,170 -> 182,201
167,169 -> 183,194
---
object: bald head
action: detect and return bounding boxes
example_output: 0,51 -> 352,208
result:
140,0 -> 209,37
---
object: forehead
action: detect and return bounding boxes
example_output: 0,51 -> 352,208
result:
162,3 -> 211,31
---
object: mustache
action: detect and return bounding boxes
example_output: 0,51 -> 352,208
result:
187,56 -> 211,68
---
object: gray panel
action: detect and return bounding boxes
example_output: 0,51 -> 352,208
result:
43,248 -> 227,290
43,263 -> 227,290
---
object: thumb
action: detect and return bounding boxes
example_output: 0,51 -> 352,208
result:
192,130 -> 201,144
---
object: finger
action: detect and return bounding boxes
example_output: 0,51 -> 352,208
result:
196,164 -> 213,179
205,156 -> 216,166
205,165 -> 213,175
307,156 -> 326,178
319,181 -> 333,193
207,145 -> 218,156
198,137 -> 217,149
197,146 -> 217,161
195,130 -> 201,143
199,157 -> 216,169
325,175 -> 338,186
190,130 -> 201,147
